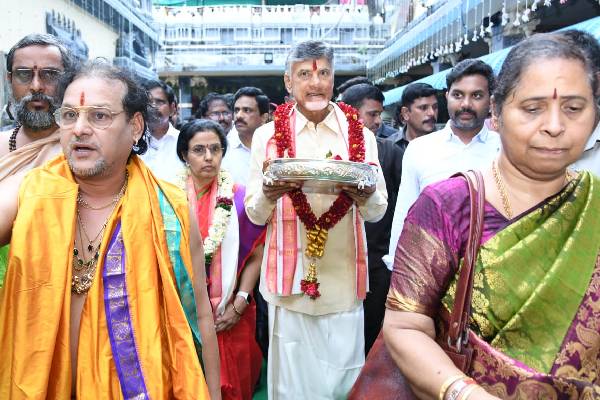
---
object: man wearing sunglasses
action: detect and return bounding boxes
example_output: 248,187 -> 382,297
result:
0,34 -> 75,292
0,33 -> 75,180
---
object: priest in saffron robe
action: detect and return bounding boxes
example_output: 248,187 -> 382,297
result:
0,61 -> 221,399
245,40 -> 387,399
176,119 -> 265,400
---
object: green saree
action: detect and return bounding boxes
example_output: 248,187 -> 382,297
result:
387,171 -> 600,398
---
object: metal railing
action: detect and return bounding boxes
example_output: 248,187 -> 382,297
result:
156,44 -> 383,74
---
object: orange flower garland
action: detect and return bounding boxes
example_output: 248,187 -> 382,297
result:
272,101 -> 365,299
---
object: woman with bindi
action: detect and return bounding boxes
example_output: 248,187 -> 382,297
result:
382,33 -> 600,399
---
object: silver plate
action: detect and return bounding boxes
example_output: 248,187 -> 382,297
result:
263,158 -> 378,194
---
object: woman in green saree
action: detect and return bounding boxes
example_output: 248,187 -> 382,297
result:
383,34 -> 600,399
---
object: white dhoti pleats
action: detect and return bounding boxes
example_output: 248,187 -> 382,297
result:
267,303 -> 365,400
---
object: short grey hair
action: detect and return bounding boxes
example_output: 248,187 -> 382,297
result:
285,40 -> 334,75
7,33 -> 76,73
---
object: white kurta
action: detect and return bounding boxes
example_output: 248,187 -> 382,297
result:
245,102 -> 387,399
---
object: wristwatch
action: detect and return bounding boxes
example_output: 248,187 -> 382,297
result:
236,291 -> 252,304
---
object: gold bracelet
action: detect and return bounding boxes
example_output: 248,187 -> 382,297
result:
438,375 -> 466,400
458,384 -> 479,400
232,301 -> 243,316
445,378 -> 476,400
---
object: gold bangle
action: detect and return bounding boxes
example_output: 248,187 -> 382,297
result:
458,384 -> 479,400
446,378 -> 476,400
232,301 -> 243,316
438,375 -> 466,400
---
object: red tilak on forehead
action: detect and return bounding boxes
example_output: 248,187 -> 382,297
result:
79,92 -> 85,106
553,88 -> 557,100
312,59 -> 318,71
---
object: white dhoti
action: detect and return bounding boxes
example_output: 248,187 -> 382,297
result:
267,303 -> 365,400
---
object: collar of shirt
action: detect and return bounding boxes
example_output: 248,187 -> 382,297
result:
584,120 -> 600,151
294,102 -> 338,135
227,127 -> 250,151
147,132 -> 175,151
441,120 -> 491,144
166,123 -> 179,138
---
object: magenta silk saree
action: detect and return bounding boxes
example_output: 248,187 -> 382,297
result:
387,171 -> 600,399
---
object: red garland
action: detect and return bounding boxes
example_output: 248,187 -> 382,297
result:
272,101 -> 365,231
272,102 -> 366,299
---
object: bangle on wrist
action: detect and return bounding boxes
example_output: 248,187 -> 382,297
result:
438,375 -> 466,400
231,301 -> 243,316
445,378 -> 476,400
458,383 -> 479,400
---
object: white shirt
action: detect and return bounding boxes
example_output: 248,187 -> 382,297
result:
140,123 -> 184,184
221,127 -> 252,184
383,122 -> 501,269
571,120 -> 600,177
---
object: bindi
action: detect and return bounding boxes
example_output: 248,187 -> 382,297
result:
79,92 -> 85,106
553,88 -> 557,100
312,59 -> 318,72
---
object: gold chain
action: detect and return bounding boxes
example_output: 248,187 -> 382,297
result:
492,160 -> 513,219
492,160 -> 575,220
72,173 -> 128,294
77,172 -> 129,210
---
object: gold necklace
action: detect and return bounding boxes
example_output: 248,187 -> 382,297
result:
72,173 -> 128,294
77,172 -> 129,210
492,160 -> 513,219
492,161 -> 575,220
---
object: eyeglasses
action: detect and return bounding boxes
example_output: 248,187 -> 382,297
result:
188,143 -> 223,157
53,106 -> 125,130
150,99 -> 168,107
11,67 -> 63,85
207,111 -> 232,119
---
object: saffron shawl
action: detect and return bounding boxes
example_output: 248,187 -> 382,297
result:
0,155 -> 209,399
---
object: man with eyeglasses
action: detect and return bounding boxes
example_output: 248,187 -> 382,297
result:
0,34 -> 75,289
0,60 -> 221,399
139,79 -> 184,184
222,86 -> 270,184
0,34 -> 75,180
197,93 -> 234,134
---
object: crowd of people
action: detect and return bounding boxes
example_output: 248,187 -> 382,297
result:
0,28 -> 598,400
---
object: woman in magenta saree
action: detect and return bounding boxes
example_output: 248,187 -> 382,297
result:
383,34 -> 600,399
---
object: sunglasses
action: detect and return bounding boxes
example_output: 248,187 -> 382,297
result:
11,67 -> 63,85
53,106 -> 125,130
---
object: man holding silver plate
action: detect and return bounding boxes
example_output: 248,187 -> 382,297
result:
245,40 -> 387,399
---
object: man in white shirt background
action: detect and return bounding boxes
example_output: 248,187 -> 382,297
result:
560,30 -> 600,176
222,86 -> 269,183
384,59 -> 501,269
197,92 -> 234,134
139,79 -> 183,184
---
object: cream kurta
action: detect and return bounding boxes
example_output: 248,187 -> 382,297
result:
245,103 -> 387,316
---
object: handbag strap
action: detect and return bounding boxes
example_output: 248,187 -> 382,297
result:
447,170 -> 485,352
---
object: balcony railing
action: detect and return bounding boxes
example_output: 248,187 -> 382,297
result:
156,44 -> 382,74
